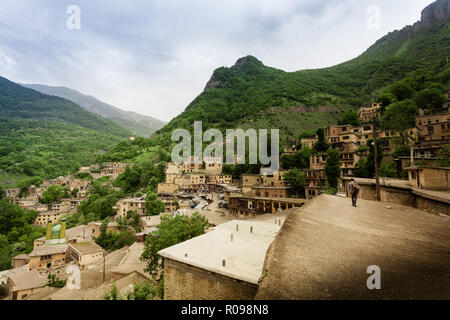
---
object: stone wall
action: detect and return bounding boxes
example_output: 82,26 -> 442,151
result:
415,194 -> 450,216
347,182 -> 449,216
164,258 -> 258,300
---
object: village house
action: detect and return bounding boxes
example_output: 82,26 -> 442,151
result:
11,254 -> 30,269
203,161 -> 223,175
325,124 -> 353,138
406,166 -> 450,190
250,186 -> 291,198
34,224 -> 93,248
301,137 -> 318,149
28,218 -> 70,270
340,152 -> 361,177
51,203 -> 70,214
114,197 -> 146,218
174,174 -> 206,187
28,244 -> 70,271
158,220 -> 284,300
42,176 -> 69,187
162,199 -> 179,213
357,103 -> 381,123
140,215 -> 162,231
304,169 -> 327,199
328,134 -> 359,153
206,174 -> 233,184
66,179 -> 91,193
34,211 -> 65,226
100,162 -> 127,176
61,198 -> 84,211
165,163 -> 183,183
413,139 -> 448,159
16,198 -> 38,210
310,154 -> 327,170
241,174 -> 262,194
88,221 -> 119,239
228,194 -> 305,217
416,107 -> 450,141
5,270 -> 47,300
69,241 -> 104,269
157,182 -> 179,194
4,188 -> 20,200
34,210 -> 66,226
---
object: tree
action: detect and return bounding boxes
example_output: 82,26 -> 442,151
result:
414,88 -> 446,111
46,273 -> 66,288
338,109 -> 360,126
141,213 -> 209,278
437,144 -> 450,167
354,139 -> 383,178
313,128 -> 329,153
381,100 -> 418,131
40,185 -> 64,204
283,169 -> 306,197
0,284 -> 6,298
104,283 -> 122,300
281,148 -> 311,170
0,188 -> 5,200
115,166 -> 142,194
389,81 -> 414,101
377,91 -> 397,109
103,280 -> 162,300
71,188 -> 79,198
145,192 -> 165,216
325,149 -> 340,190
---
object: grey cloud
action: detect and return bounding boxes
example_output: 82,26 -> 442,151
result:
0,0 -> 435,121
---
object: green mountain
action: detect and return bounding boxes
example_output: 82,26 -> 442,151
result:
156,0 -> 450,146
21,84 -> 167,137
0,76 -> 131,187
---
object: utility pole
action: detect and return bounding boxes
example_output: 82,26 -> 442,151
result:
373,122 -> 381,202
103,253 -> 106,283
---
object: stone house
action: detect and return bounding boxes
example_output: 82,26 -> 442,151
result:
5,270 -> 47,300
114,197 -> 146,218
158,220 -> 283,300
69,241 -> 104,269
406,166 -> 450,190
357,102 -> 381,123
88,221 -> 119,239
28,244 -> 70,271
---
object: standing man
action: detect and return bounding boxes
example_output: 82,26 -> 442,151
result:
348,179 -> 360,207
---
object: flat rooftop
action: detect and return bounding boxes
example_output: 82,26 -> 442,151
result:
158,220 -> 283,284
256,194 -> 450,299
70,241 -> 103,255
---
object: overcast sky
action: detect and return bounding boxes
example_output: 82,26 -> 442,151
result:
0,0 -> 435,122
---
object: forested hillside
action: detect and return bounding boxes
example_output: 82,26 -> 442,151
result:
22,84 -> 166,137
156,4 -> 449,145
0,76 -> 131,187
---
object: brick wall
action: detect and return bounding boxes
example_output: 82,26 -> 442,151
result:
164,259 -> 258,300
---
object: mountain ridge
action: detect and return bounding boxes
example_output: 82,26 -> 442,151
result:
154,0 -> 449,145
21,84 -> 166,137
0,76 -> 131,186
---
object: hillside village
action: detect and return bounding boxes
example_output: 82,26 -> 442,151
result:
1,93 -> 449,300
0,0 -> 449,301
